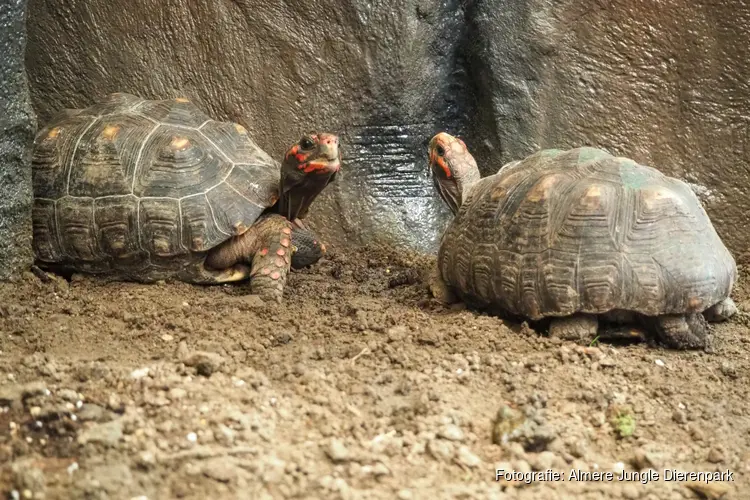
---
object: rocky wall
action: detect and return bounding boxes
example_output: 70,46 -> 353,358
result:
23,0 -> 750,260
0,0 -> 36,280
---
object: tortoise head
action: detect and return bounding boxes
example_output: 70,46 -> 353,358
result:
279,132 -> 341,221
428,132 -> 480,215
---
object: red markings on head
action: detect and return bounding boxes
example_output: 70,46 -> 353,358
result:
302,161 -> 336,174
286,145 -> 299,159
259,248 -> 269,256
276,248 -> 286,256
436,157 -> 452,179
270,271 -> 281,280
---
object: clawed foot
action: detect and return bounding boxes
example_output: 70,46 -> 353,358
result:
292,218 -> 308,231
703,297 -> 738,322
548,314 -> 598,343
428,267 -> 457,304
648,313 -> 709,350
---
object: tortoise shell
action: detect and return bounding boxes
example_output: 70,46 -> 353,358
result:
31,92 -> 280,280
438,147 -> 737,319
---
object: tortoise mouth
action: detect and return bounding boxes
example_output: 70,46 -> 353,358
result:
301,155 -> 340,174
315,155 -> 341,169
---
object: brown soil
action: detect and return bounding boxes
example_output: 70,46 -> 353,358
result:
0,246 -> 748,500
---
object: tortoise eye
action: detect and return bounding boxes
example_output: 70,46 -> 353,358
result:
436,145 -> 446,156
300,136 -> 315,149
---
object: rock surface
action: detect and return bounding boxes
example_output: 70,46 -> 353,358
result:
466,0 -> 750,261
23,0 -> 750,259
0,0 -> 36,280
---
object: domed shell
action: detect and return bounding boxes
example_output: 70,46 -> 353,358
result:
438,147 -> 737,319
32,93 -> 280,269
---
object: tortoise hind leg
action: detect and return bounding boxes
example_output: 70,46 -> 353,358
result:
188,263 -> 252,285
703,298 -> 737,323
548,314 -> 598,343
646,314 -> 709,350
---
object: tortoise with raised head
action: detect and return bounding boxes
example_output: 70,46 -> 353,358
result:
31,92 -> 340,302
427,132 -> 737,349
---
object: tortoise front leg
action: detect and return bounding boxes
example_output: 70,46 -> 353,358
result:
703,297 -> 737,322
205,214 -> 293,302
429,266 -> 457,304
248,216 -> 294,303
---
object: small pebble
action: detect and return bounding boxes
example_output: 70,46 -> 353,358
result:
130,367 -> 150,379
169,388 -> 187,400
707,447 -> 725,463
622,484 -> 639,499
438,424 -> 464,442
427,439 -> 454,462
672,409 -> 687,424
654,359 -> 665,367
612,461 -> 625,475
186,432 -> 197,442
455,446 -> 481,468
325,439 -> 350,463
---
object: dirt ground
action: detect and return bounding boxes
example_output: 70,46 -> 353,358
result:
0,245 -> 748,500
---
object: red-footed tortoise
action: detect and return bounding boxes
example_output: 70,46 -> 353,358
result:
427,132 -> 737,349
31,92 -> 340,302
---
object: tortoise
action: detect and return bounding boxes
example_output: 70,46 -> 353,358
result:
426,132 -> 737,349
31,92 -> 340,302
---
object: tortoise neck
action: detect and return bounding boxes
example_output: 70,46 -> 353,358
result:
453,162 -> 481,214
